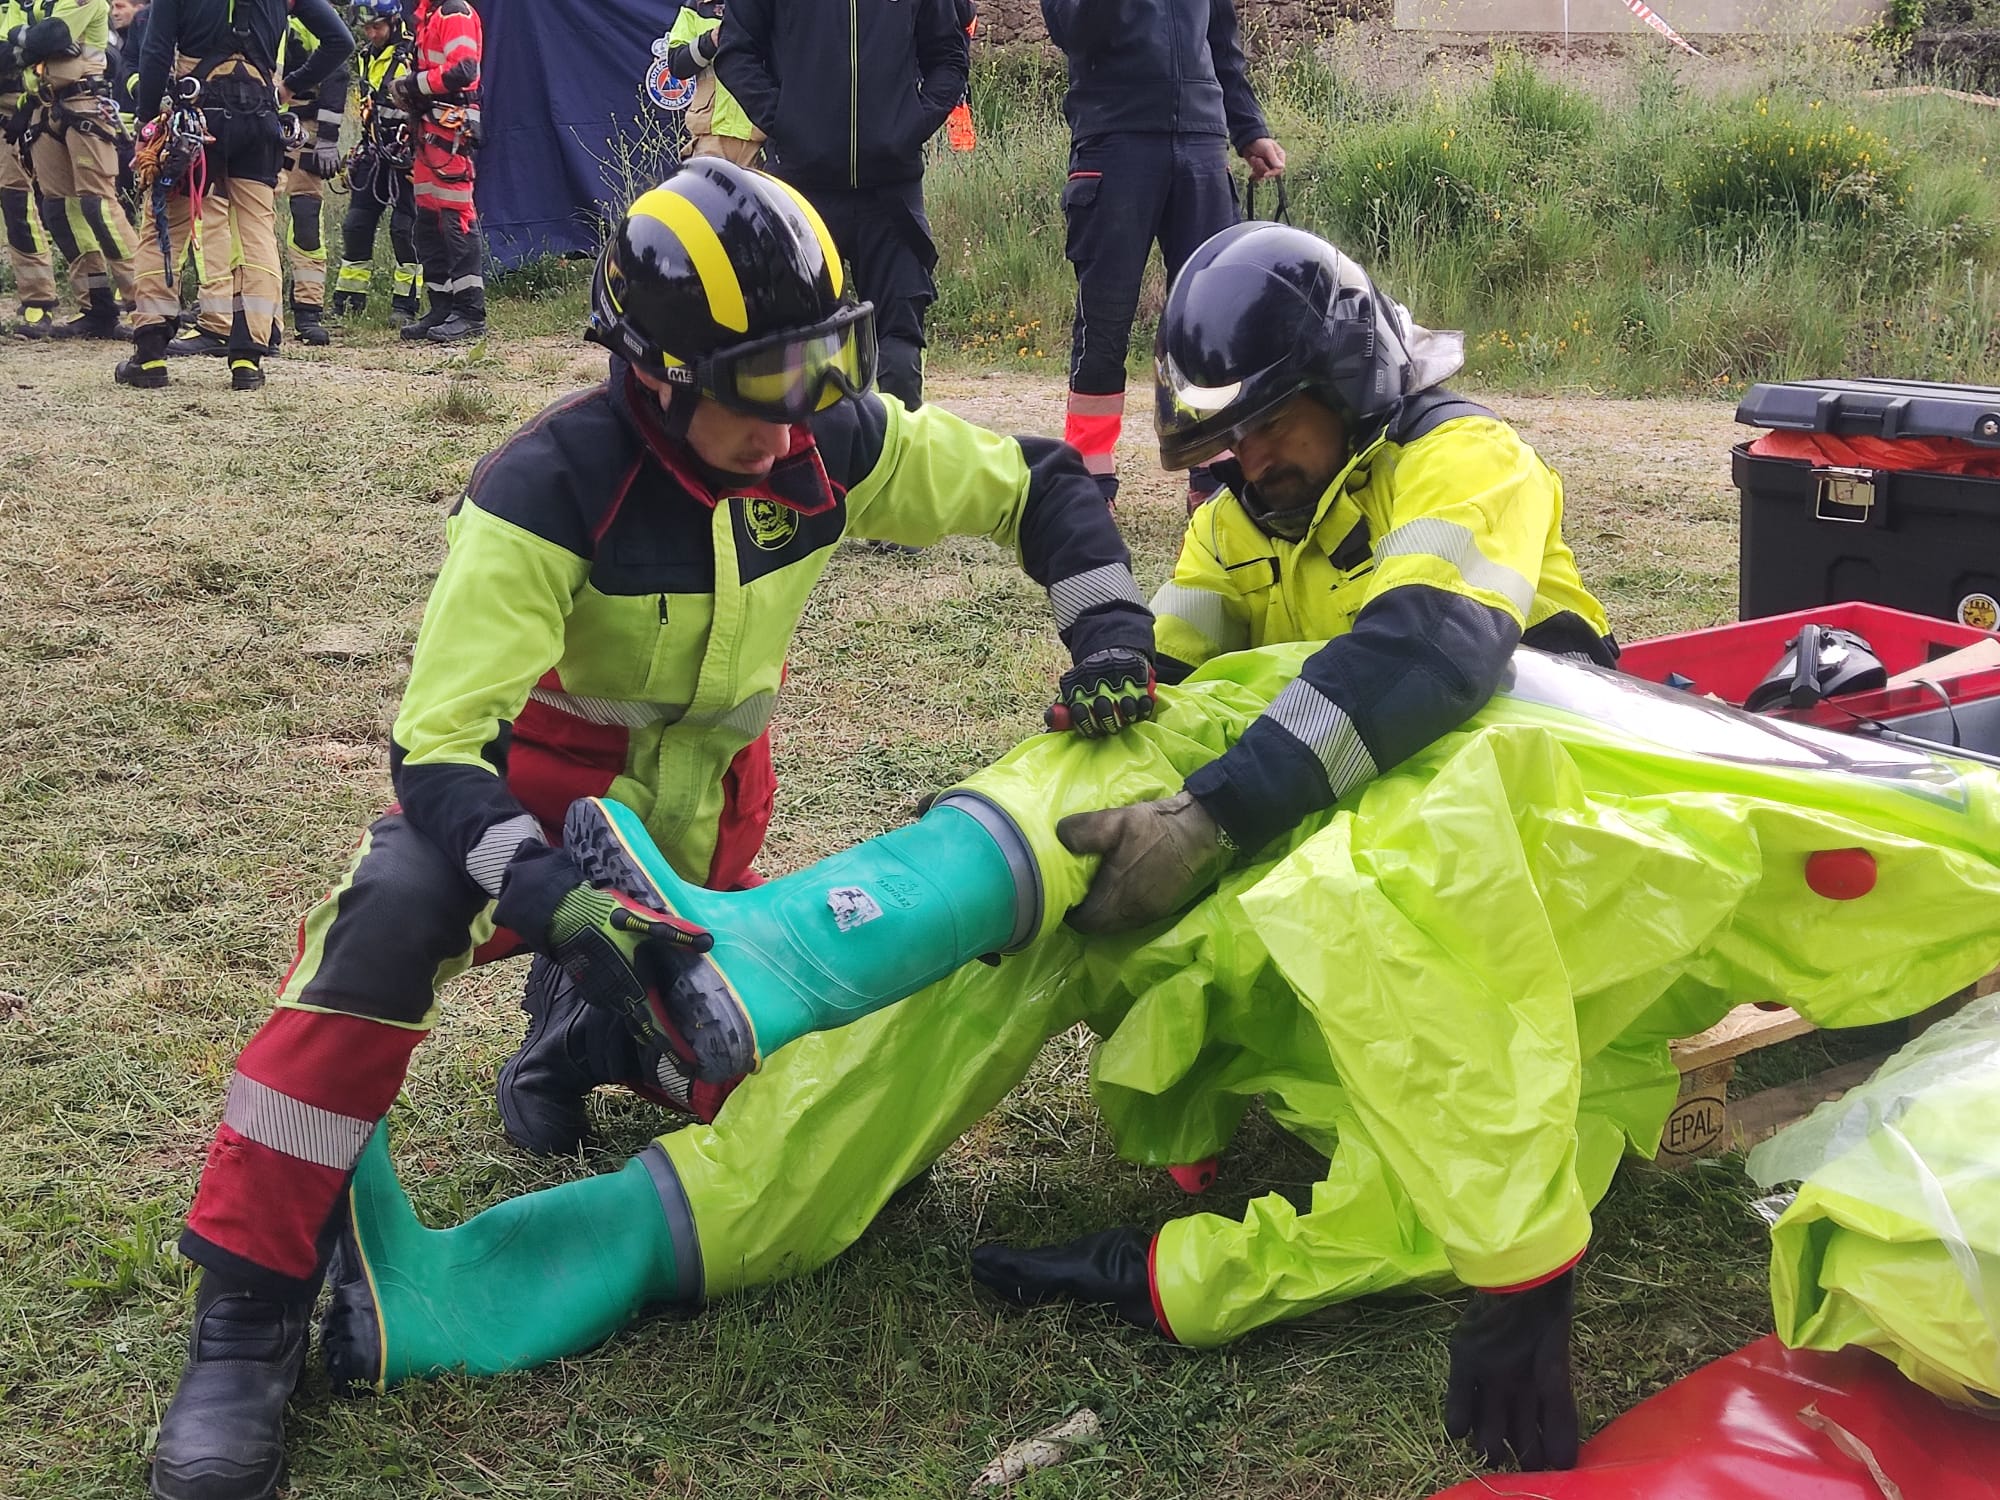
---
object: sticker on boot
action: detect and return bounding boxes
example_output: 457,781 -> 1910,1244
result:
826,886 -> 884,931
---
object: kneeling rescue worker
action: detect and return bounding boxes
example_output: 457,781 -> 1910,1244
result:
972,222 -> 1619,1473
145,157 -> 1156,1500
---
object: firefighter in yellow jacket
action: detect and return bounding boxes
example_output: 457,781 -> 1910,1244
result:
977,223 -> 1618,1472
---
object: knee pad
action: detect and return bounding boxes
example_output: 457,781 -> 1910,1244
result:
76,193 -> 130,259
289,194 -> 322,255
39,196 -> 83,259
1,187 -> 41,255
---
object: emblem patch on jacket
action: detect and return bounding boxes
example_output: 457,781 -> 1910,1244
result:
743,498 -> 801,551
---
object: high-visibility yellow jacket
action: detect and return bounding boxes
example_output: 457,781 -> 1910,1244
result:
391,363 -> 1152,896
1152,390 -> 1615,852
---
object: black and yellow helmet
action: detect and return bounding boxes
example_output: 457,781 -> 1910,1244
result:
588,159 -> 877,423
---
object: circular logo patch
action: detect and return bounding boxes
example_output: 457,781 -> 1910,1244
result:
647,60 -> 696,112
744,498 -> 799,551
1959,591 -> 1999,632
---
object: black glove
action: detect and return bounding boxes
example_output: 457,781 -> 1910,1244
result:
301,140 -> 342,178
492,845 -> 712,1016
1046,646 -> 1156,738
970,1227 -> 1160,1331
389,73 -> 423,113
19,15 -> 78,66
1443,1267 -> 1580,1471
1055,791 -> 1232,934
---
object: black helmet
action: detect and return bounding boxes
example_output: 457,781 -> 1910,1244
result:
1154,223 -> 1463,471
587,158 -> 877,422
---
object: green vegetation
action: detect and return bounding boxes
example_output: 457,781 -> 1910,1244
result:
922,46 -> 2000,394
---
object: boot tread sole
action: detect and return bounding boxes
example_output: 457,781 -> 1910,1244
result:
564,800 -> 758,1083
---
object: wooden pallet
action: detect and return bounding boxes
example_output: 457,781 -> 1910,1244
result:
1654,972 -> 1997,1168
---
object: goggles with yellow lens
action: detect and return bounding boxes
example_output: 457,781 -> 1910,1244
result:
681,301 -> 878,422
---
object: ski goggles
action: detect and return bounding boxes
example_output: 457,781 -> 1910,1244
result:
601,298 -> 879,424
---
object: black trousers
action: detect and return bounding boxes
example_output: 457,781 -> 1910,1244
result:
1064,131 -> 1236,396
341,153 -> 417,273
414,201 -> 484,319
799,179 -> 935,411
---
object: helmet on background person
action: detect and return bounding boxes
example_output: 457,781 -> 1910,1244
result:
352,0 -> 402,25
1153,222 -> 1464,473
586,158 -> 878,424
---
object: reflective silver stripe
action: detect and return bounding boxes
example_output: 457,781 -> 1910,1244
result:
1079,449 -> 1116,476
527,687 -> 776,740
222,1074 -> 373,1171
1151,581 -> 1249,653
710,691 -> 776,739
438,274 -> 485,293
529,687 -> 686,728
1373,518 -> 1536,618
1048,563 -> 1146,632
316,109 -> 345,125
466,811 -> 544,896
1265,679 -> 1379,799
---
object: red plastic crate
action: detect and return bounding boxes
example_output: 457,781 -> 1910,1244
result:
1619,602 -> 2000,725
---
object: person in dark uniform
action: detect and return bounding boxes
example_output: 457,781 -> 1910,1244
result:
716,0 -> 967,411
1043,0 -> 1284,510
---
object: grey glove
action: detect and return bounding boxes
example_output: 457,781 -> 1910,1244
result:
301,140 -> 342,179
1055,791 -> 1232,934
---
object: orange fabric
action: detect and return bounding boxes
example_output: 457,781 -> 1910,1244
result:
946,102 -> 976,152
1749,429 -> 2000,476
1064,409 -> 1123,459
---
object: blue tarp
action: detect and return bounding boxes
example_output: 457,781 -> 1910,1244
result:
479,0 -> 685,268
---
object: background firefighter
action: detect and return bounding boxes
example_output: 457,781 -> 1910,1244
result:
272,9 -> 348,345
330,0 -> 417,324
664,0 -> 760,168
393,0 -> 483,344
0,0 -> 61,336
1043,0 -> 1285,511
119,0 -> 352,391
20,0 -> 140,339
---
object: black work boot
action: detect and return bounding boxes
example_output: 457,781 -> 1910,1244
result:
292,301 -> 331,347
327,290 -> 364,320
115,324 -> 172,389
389,292 -> 419,328
230,356 -> 267,392
399,292 -> 452,340
50,285 -> 127,340
149,1272 -> 310,1500
425,310 -> 486,345
166,326 -> 231,358
496,955 -> 711,1155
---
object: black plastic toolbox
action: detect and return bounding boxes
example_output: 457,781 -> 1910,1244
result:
1733,378 -> 2000,627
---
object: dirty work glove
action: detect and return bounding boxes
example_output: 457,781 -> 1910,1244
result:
970,1227 -> 1161,1332
1443,1266 -> 1580,1472
493,846 -> 712,1015
1056,791 -> 1232,934
389,74 -> 423,113
301,140 -> 342,179
1045,647 -> 1157,738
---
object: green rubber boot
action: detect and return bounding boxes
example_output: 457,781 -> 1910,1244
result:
321,1125 -> 700,1388
565,793 -> 1038,1083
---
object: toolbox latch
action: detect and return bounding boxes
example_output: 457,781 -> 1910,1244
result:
1812,466 -> 1879,523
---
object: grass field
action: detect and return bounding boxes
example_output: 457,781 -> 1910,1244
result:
1,326 -> 1821,1499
